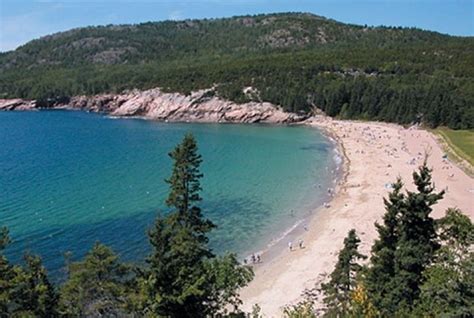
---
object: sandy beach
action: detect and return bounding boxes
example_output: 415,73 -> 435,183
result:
240,117 -> 474,317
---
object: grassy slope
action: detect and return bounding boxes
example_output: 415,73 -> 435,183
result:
435,128 -> 474,166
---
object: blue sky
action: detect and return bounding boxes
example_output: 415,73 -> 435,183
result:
0,0 -> 472,52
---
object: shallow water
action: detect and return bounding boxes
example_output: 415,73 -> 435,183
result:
0,110 -> 337,277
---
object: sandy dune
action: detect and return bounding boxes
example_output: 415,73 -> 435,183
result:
240,117 -> 473,317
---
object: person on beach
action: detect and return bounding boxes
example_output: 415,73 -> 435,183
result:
298,239 -> 304,249
288,241 -> 293,251
257,254 -> 261,263
251,254 -> 256,264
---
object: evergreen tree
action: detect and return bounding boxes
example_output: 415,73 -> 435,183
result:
415,208 -> 474,317
0,227 -> 15,315
204,253 -> 254,315
144,133 -> 253,317
59,243 -> 133,317
392,161 -> 444,311
365,162 -> 445,314
322,229 -> 366,317
18,254 -> 58,317
364,178 -> 405,314
0,227 -> 58,317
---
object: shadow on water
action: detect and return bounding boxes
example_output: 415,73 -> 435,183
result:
5,196 -> 271,282
299,143 -> 331,152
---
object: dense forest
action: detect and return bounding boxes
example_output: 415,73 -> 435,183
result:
2,135 -> 472,317
1,12 -> 473,128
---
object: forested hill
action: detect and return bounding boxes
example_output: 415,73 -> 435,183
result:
1,12 -> 473,128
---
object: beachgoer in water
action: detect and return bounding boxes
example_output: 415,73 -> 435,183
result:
251,254 -> 256,263
243,258 -> 247,265
288,241 -> 293,251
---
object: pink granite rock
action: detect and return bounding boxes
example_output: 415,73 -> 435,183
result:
0,99 -> 37,111
0,88 -> 305,124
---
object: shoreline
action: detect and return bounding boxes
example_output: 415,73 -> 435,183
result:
2,108 -> 471,315
0,89 -> 306,124
240,116 -> 473,316
240,127 -> 345,270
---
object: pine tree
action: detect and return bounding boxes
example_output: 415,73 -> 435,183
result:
392,161 -> 444,311
365,161 -> 444,314
365,178 -> 405,314
0,227 -> 58,317
415,208 -> 474,317
59,243 -> 132,317
322,229 -> 366,317
164,133 -> 215,241
0,227 -> 14,315
20,254 -> 59,317
145,133 -> 252,317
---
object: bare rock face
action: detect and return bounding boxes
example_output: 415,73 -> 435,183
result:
0,88 -> 305,124
0,99 -> 37,111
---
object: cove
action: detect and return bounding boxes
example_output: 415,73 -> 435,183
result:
0,110 -> 338,277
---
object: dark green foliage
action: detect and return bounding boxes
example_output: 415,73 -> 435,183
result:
204,253 -> 255,315
414,209 -> 474,317
59,242 -> 134,316
0,227 -> 9,250
1,13 -> 473,128
392,161 -> 445,311
18,254 -> 59,317
0,227 -> 15,315
321,229 -> 366,317
364,161 -> 446,315
143,133 -> 253,317
319,163 -> 470,317
0,228 -> 58,317
364,178 -> 404,314
145,133 -> 216,316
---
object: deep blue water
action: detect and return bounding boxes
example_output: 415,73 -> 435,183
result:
0,110 -> 337,277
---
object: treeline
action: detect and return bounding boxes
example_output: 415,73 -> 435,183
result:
1,48 -> 473,129
1,13 -> 473,129
0,134 -> 254,317
285,163 -> 474,317
0,12 -> 454,70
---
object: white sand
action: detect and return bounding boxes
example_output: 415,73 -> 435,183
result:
240,117 -> 474,317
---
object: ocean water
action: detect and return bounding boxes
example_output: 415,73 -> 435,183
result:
0,110 -> 338,277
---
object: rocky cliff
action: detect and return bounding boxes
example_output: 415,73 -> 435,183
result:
0,88 -> 304,124
0,99 -> 37,111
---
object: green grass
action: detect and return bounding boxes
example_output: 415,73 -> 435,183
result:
435,128 -> 474,167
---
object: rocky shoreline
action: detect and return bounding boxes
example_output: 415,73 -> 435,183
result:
0,88 -> 305,124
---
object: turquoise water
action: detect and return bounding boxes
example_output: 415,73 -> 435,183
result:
0,111 -> 337,277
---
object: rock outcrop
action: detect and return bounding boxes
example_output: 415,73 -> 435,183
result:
0,99 -> 37,111
0,88 -> 304,124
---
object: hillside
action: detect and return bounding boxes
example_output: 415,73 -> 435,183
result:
1,12 -> 473,128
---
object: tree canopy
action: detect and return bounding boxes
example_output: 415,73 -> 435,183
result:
1,12 -> 473,129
